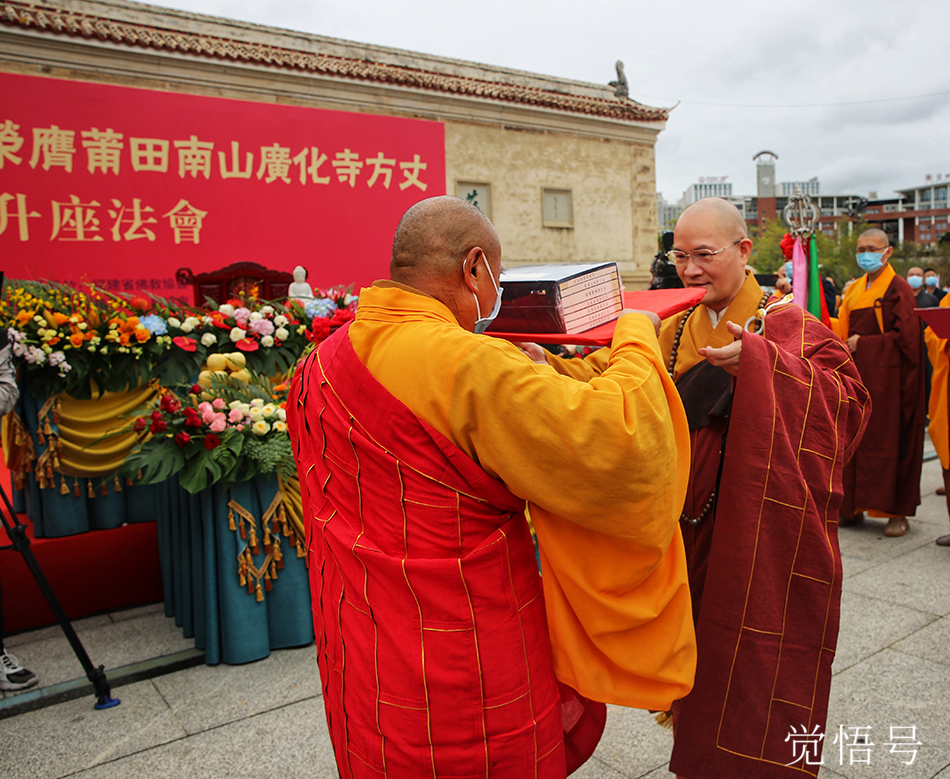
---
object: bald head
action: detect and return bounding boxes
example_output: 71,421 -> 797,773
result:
391,196 -> 499,285
858,228 -> 890,247
679,197 -> 748,241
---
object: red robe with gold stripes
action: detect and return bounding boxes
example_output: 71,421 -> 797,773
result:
288,327 -> 566,778
667,297 -> 870,778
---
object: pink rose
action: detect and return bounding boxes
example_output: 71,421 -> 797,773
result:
209,415 -> 227,433
248,318 -> 275,336
228,408 -> 244,423
236,424 -> 244,431
212,397 -> 226,410
197,401 -> 212,415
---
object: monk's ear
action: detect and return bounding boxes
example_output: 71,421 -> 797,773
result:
461,247 -> 482,294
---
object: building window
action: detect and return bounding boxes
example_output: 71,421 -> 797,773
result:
456,181 -> 492,219
541,188 -> 573,228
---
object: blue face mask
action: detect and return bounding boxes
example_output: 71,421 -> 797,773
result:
926,276 -> 939,288
856,251 -> 886,273
473,258 -> 503,335
908,275 -> 924,290
784,261 -> 793,282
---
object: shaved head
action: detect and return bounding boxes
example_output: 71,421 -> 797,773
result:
858,228 -> 890,246
679,197 -> 748,241
391,196 -> 499,285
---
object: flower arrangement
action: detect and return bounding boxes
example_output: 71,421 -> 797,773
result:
122,360 -> 294,494
2,280 -> 358,400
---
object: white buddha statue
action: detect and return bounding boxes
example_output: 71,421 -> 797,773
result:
288,265 -> 314,301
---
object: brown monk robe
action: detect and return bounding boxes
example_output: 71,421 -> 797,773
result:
834,229 -> 926,537
547,198 -> 870,777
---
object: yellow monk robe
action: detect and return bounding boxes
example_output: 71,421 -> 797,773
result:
925,293 -> 950,469
347,281 -> 696,709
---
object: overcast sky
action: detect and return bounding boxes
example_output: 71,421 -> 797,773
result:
153,0 -> 950,204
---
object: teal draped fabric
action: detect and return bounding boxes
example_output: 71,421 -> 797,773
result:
156,475 -> 314,665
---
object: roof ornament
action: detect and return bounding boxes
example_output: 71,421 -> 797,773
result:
609,60 -> 628,99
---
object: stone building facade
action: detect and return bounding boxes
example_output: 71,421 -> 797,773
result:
0,0 -> 668,286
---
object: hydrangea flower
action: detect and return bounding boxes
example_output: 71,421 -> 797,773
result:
139,314 -> 168,335
305,298 -> 337,320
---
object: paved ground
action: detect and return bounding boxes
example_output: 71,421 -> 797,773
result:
2,456 -> 948,778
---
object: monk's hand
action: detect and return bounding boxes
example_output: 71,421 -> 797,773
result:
846,334 -> 860,353
699,320 -> 743,376
619,309 -> 661,336
776,277 -> 792,295
517,342 -> 548,364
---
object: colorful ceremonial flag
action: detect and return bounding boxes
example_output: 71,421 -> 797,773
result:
791,235 -> 830,327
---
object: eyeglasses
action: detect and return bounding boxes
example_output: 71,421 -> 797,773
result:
667,239 -> 742,267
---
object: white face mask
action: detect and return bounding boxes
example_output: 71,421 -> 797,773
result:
473,257 -> 503,334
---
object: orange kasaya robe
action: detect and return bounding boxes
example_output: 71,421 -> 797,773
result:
550,273 -> 871,778
926,292 -> 950,470
288,281 -> 696,779
833,264 -> 926,517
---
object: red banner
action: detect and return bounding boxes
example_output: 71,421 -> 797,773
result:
0,73 -> 445,297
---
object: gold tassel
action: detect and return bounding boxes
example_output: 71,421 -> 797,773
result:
43,419 -> 52,437
60,475 -> 69,495
114,474 -> 122,492
255,580 -> 263,602
239,563 -> 246,587
270,560 -> 278,580
37,430 -> 45,445
296,544 -> 306,559
228,506 -> 236,531
653,711 -> 673,730
239,522 -> 247,540
249,523 -> 259,555
87,479 -> 94,498
101,477 -> 108,497
264,576 -> 273,592
73,477 -> 80,498
126,477 -> 133,487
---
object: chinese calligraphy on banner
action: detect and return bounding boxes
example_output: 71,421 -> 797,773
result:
0,73 -> 445,296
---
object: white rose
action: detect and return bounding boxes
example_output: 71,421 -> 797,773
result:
201,316 -> 213,325
200,332 -> 217,347
228,400 -> 243,410
277,408 -> 286,421
275,327 -> 289,341
229,327 -> 246,342
249,398 -> 265,409
262,403 -> 277,418
252,420 -> 270,436
260,306 -> 274,316
180,321 -> 194,333
273,315 -> 288,327
239,403 -> 251,416
249,312 -> 263,322
249,408 -> 264,422
167,317 -> 181,328
260,335 -> 274,348
218,304 -> 235,316
272,420 -> 287,433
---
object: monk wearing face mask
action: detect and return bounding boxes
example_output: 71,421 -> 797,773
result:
834,229 -> 927,537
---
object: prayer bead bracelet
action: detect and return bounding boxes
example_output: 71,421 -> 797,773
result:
681,491 -> 716,525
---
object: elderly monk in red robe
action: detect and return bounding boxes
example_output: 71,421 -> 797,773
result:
544,197 -> 870,778
287,196 -> 697,778
833,228 -> 926,537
